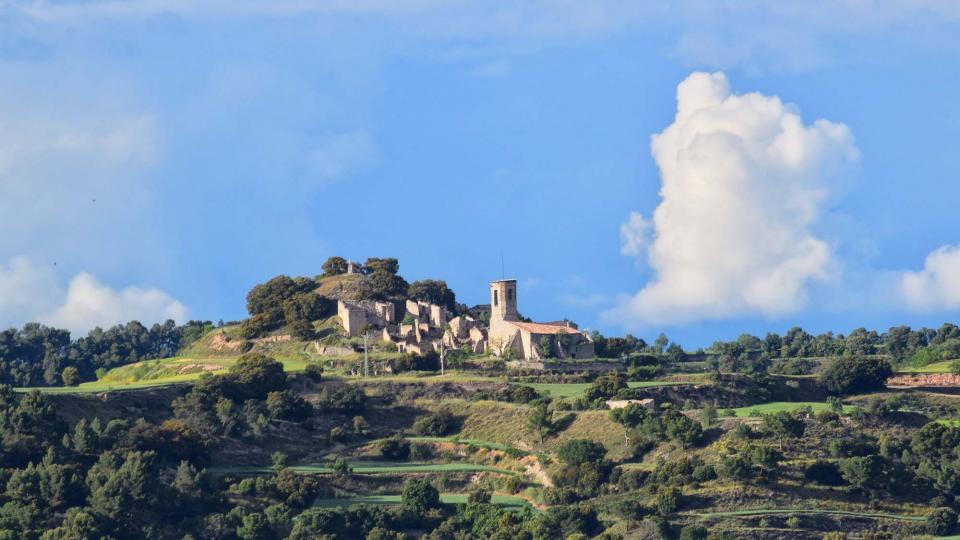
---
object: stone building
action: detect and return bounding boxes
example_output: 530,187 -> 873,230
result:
486,279 -> 593,360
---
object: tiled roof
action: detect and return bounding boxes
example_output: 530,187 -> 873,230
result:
508,321 -> 583,335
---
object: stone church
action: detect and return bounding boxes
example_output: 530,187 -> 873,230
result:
486,279 -> 594,360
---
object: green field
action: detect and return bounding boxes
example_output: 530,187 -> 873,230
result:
722,401 -> 854,418
313,493 -> 530,509
404,436 -> 525,453
213,461 -> 520,477
694,508 -> 926,522
519,380 -> 692,398
17,355 -> 314,394
898,360 -> 955,373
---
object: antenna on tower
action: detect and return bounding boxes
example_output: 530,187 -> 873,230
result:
500,252 -> 505,280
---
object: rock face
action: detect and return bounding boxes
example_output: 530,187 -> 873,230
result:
888,373 -> 960,387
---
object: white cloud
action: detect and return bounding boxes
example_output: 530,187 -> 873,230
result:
306,129 -> 380,186
0,256 -> 187,336
619,211 -> 650,257
607,71 -> 858,326
900,245 -> 960,311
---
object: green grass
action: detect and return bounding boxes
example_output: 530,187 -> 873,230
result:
898,360 -> 955,373
694,508 -> 926,522
722,401 -> 855,418
18,355 -> 314,394
313,493 -> 530,509
518,380 -> 692,398
404,436 -> 525,453
212,461 -> 521,476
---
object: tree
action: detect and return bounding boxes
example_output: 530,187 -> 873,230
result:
237,512 -> 272,540
610,403 -> 648,446
762,411 -> 805,450
271,452 -> 288,472
60,367 -> 80,386
584,372 -> 628,401
408,279 -> 457,311
663,410 -> 702,448
228,353 -> 287,400
653,333 -> 670,354
527,402 -> 553,444
839,455 -> 889,496
701,405 -> 717,429
246,275 -> 313,317
927,507 -> 958,536
401,478 -> 440,514
321,256 -> 348,276
282,293 -> 331,340
819,356 -> 893,395
556,439 -> 606,466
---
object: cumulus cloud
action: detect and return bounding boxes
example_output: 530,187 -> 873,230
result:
900,245 -> 960,311
608,72 -> 858,326
306,129 -> 381,186
0,256 -> 187,336
619,211 -> 650,257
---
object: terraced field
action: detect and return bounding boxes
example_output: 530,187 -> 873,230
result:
212,461 -> 521,477
694,508 -> 927,522
519,380 -> 693,398
18,355 -> 314,394
313,493 -> 531,509
722,401 -> 855,418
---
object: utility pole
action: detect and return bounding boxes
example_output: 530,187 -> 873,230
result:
439,332 -> 445,376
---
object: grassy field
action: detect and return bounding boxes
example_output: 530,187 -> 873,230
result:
313,493 -> 530,509
212,461 -> 521,476
722,401 -> 855,418
898,360 -> 955,373
694,508 -> 926,522
519,380 -> 693,398
405,436 -> 525,453
18,355 -> 314,394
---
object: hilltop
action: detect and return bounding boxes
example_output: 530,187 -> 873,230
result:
2,256 -> 960,538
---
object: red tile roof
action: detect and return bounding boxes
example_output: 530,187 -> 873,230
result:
508,321 -> 583,335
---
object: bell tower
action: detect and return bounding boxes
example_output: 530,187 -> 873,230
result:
490,279 -> 518,323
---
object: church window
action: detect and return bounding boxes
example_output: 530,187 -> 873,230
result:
494,290 -> 499,306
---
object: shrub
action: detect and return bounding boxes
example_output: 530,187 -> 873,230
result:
654,486 -> 681,515
556,439 -> 606,465
409,442 -> 433,462
266,390 -> 313,422
304,364 -> 324,382
377,436 -> 410,460
401,478 -> 440,515
679,524 -> 708,540
316,386 -> 365,414
804,460 -> 845,486
927,507 -> 958,535
819,356 -> 893,395
411,411 -> 457,437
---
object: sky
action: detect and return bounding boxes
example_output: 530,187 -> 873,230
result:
1,1 -> 960,347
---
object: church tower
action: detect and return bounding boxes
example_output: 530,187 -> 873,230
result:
490,279 -> 518,323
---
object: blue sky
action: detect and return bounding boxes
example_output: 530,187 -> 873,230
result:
1,1 -> 959,347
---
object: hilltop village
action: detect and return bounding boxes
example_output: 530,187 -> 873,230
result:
3,255 -> 960,539
337,271 -> 594,361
